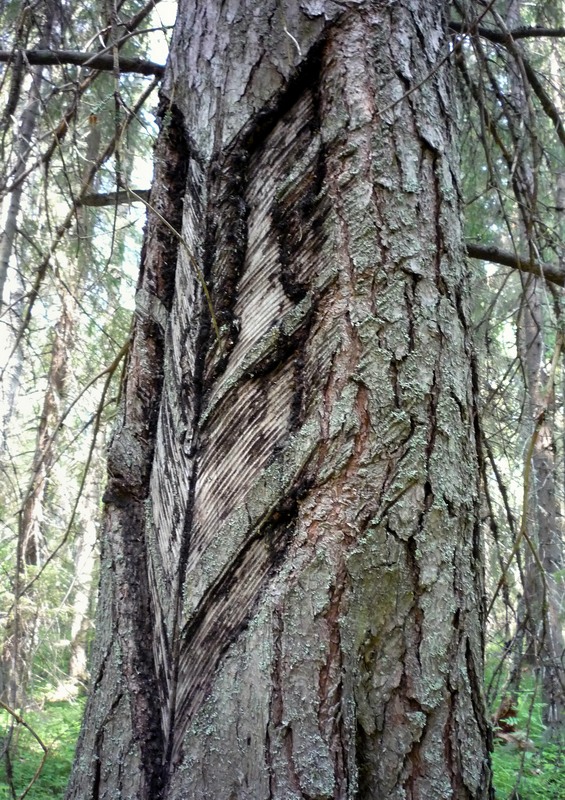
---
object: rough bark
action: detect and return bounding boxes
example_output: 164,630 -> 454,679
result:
67,2 -> 492,798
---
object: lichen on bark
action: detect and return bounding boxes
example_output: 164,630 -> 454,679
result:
67,2 -> 492,799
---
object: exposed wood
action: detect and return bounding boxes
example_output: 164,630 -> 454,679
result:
65,103 -> 191,800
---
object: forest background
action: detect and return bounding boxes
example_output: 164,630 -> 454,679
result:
0,0 -> 564,798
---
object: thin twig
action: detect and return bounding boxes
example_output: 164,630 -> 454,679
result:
0,700 -> 48,800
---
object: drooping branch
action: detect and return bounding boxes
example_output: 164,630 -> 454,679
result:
519,56 -> 565,152
1,77 -> 160,375
449,21 -> 565,42
451,18 -> 565,151
0,49 -> 165,77
466,242 -> 565,287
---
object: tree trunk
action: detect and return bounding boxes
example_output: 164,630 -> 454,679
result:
67,2 -> 492,798
0,66 -> 43,453
0,2 -> 57,445
0,289 -> 75,706
0,67 -> 99,706
506,0 -> 565,734
520,280 -> 565,732
67,473 -> 100,687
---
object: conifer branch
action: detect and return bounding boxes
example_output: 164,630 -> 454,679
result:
449,21 -> 565,42
0,49 -> 165,77
466,242 -> 565,287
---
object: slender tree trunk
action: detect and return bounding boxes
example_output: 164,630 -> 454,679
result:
19,292 -> 75,566
0,62 -> 48,456
0,3 -> 57,446
0,13 -> 57,706
0,290 -> 76,706
67,468 -> 100,686
520,282 -> 565,732
67,2 -> 492,798
506,0 -> 565,734
0,68 -> 44,307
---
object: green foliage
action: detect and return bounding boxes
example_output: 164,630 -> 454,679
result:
0,699 -> 85,800
492,738 -> 564,799
488,673 -> 565,799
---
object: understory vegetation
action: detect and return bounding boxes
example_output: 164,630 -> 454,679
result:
0,700 -> 84,800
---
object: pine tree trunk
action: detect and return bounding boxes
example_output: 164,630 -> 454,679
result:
67,2 -> 493,798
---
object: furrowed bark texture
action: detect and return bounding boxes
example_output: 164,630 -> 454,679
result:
67,1 -> 492,798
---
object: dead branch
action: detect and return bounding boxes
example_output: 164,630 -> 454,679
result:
449,21 -> 565,42
466,242 -> 565,287
0,49 -> 164,77
80,188 -> 150,207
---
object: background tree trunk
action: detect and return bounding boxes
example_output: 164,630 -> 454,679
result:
0,90 -> 101,708
506,0 -> 565,734
67,473 -> 100,688
66,2 -> 493,798
0,1 -> 56,449
520,280 -> 565,732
